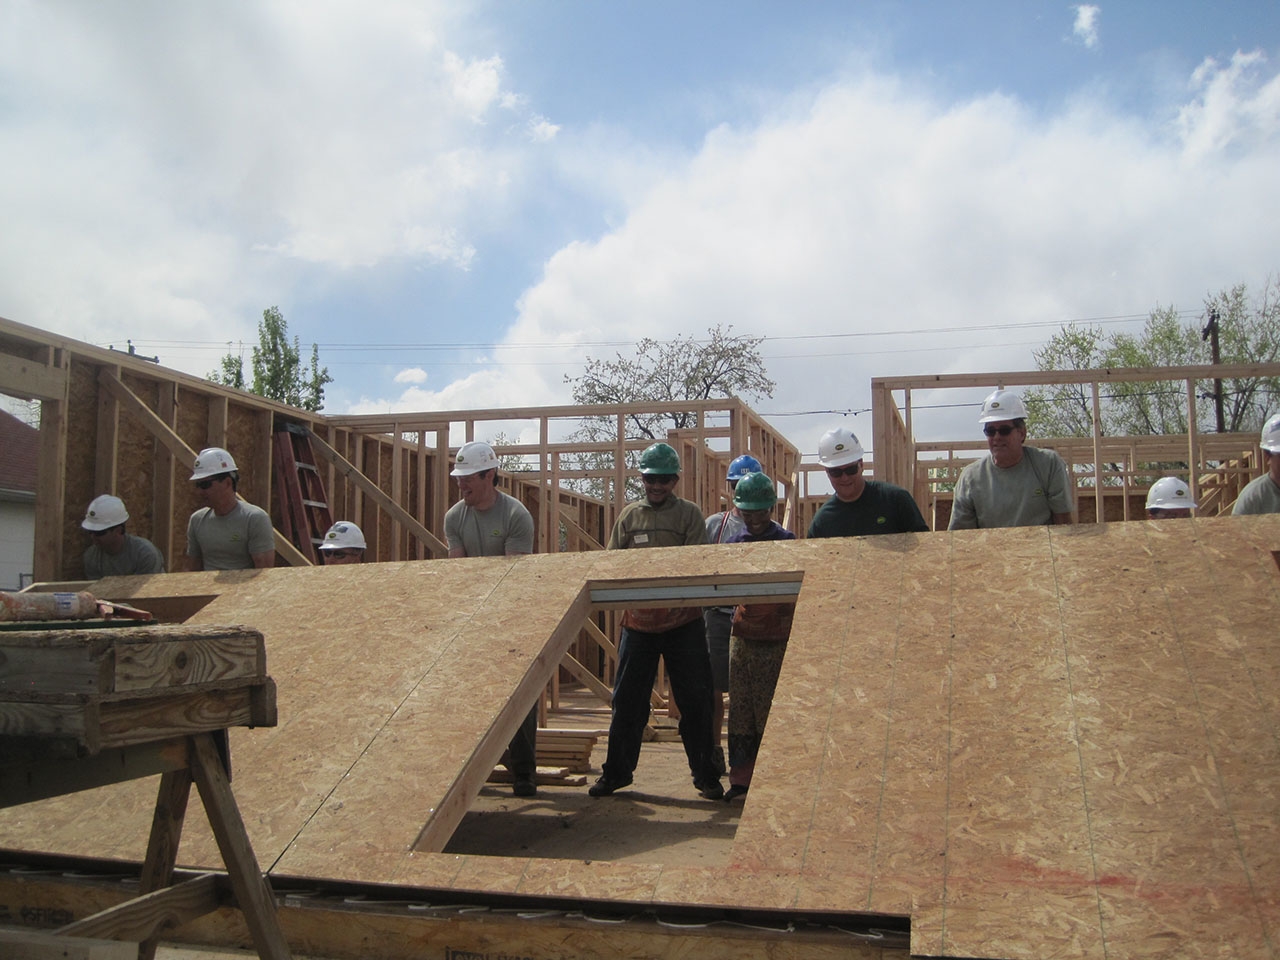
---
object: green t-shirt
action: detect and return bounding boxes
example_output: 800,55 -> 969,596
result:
806,481 -> 929,538
444,491 -> 534,557
84,534 -> 166,579
1232,472 -> 1280,515
949,446 -> 1074,529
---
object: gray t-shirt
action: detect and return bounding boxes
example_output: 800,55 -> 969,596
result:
1232,472 -> 1280,515
186,500 -> 275,570
705,510 -> 746,544
444,491 -> 535,557
949,445 -> 1074,529
84,534 -> 166,579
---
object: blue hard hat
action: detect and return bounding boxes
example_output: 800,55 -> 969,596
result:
726,454 -> 762,481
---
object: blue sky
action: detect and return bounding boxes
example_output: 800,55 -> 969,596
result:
2,1 -> 1279,458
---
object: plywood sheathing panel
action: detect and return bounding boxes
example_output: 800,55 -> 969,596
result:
2,519 -> 1279,960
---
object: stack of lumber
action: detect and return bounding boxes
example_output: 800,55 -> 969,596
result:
488,727 -> 601,787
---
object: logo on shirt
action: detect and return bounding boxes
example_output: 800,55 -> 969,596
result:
876,516 -> 886,524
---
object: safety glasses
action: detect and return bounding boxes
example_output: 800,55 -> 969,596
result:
825,463 -> 860,478
195,478 -> 217,489
642,474 -> 678,485
983,425 -> 1017,437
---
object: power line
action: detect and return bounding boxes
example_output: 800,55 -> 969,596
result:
106,308 -> 1175,356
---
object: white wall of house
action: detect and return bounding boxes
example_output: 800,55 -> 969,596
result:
0,496 -> 36,590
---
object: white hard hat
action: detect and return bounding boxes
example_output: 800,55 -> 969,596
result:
190,447 -> 238,481
451,441 -> 500,476
82,494 -> 129,531
817,426 -> 865,468
1261,413 -> 1280,454
319,521 -> 367,550
1146,477 -> 1196,512
979,388 -> 1028,424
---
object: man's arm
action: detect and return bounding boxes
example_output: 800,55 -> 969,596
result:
504,499 -> 535,555
1051,511 -> 1075,525
251,550 -> 275,568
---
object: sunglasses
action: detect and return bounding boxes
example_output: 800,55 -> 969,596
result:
195,478 -> 217,489
825,463 -> 861,478
983,425 -> 1017,437
90,527 -> 113,537
642,473 -> 678,485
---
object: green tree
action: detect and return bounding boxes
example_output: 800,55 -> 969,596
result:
209,307 -> 333,411
562,325 -> 775,498
1026,278 -> 1280,439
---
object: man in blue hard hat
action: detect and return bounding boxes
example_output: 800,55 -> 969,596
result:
701,452 -> 760,777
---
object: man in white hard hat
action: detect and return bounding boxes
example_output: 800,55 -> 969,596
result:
1146,477 -> 1196,520
81,495 -> 165,579
185,447 -> 275,570
806,426 -> 928,538
1232,413 -> 1280,515
445,440 -> 539,797
949,389 -> 1075,529
318,521 -> 366,564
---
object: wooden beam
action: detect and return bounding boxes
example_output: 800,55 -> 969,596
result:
306,429 -> 448,558
559,504 -> 602,550
0,350 -> 68,401
872,360 -> 1280,391
189,732 -> 293,960
154,381 -> 178,568
55,872 -> 218,944
560,652 -> 613,704
33,348 -> 69,581
0,928 -> 135,960
94,363 -> 121,495
1091,380 -> 1104,523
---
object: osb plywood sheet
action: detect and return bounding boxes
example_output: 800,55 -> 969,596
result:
2,517 -> 1279,960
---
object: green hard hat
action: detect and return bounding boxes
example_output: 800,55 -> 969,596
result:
638,442 -> 681,474
733,471 -> 777,511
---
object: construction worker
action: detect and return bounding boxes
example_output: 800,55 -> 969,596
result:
1145,477 -> 1196,519
444,440 -> 539,798
722,472 -> 795,802
81,495 -> 165,578
807,426 -> 928,537
702,452 -> 760,776
590,442 -> 723,800
1232,414 -> 1280,515
318,521 -> 366,564
186,447 -> 275,571
949,389 -> 1074,529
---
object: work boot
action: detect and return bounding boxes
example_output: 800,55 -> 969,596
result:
512,777 -> 537,798
711,746 -> 726,777
588,774 -> 633,797
695,778 -> 725,801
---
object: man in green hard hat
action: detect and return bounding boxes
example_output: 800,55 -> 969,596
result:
589,442 -> 723,800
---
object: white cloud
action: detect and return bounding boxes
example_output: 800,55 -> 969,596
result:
0,1 -> 552,346
1072,5 -> 1100,50
1178,51 -> 1280,161
470,64 -> 1280,455
393,367 -> 429,384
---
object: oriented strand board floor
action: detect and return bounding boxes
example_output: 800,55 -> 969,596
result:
2,516 -> 1278,959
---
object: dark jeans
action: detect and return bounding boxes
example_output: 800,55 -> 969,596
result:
601,618 -> 719,785
504,706 -> 538,780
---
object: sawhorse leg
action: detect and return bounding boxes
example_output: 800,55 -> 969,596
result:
189,732 -> 293,960
137,767 -> 193,960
